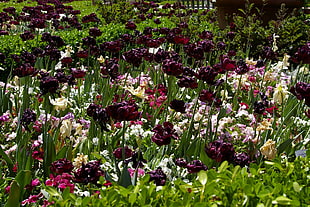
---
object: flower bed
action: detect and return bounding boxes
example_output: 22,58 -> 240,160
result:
0,0 -> 309,206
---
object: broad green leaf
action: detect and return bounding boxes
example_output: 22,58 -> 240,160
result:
232,165 -> 241,180
218,161 -> 229,173
292,182 -> 302,192
277,139 -> 293,154
197,170 -> 208,186
75,197 -> 83,206
129,193 -> 137,205
5,181 -> 20,207
15,170 -> 32,196
62,187 -> 71,200
272,196 -> 292,205
0,145 -> 14,175
118,165 -> 132,187
45,186 -> 62,198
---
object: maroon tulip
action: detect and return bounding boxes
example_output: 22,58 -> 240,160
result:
186,160 -> 207,173
50,158 -> 74,174
148,168 -> 166,186
151,122 -> 179,146
205,140 -> 235,163
106,101 -> 141,121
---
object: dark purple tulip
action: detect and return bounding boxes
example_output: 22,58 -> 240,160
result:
235,59 -> 249,75
32,47 -> 44,57
221,56 -> 236,72
199,89 -> 215,103
50,35 -> 65,48
41,32 -> 52,42
197,66 -> 218,84
87,103 -> 110,131
159,27 -> 170,35
0,30 -> 9,35
227,50 -> 236,57
290,82 -> 310,107
148,168 -> 166,186
3,7 -> 16,15
21,108 -> 36,130
120,33 -> 135,43
61,57 -> 73,66
43,46 -> 61,61
71,68 -> 86,79
233,152 -> 250,167
100,40 -> 123,53
177,76 -> 198,89
198,30 -> 213,40
217,41 -> 226,50
122,48 -> 146,67
81,13 -> 100,23
106,101 -> 141,121
113,146 -> 133,159
173,35 -> 190,45
153,18 -> 161,24
89,27 -> 102,37
175,158 -> 188,167
205,140 -> 235,162
73,160 -> 104,185
261,46 -> 277,61
13,63 -> 36,77
162,59 -> 183,76
39,76 -> 59,95
226,31 -> 236,40
21,51 -> 36,64
20,30 -> 35,41
151,122 -> 179,146
184,44 -> 205,60
154,48 -> 170,63
76,50 -> 88,59
125,21 -> 137,30
186,160 -> 207,173
305,109 -> 310,118
70,10 -> 81,15
169,99 -> 186,113
50,158 -> 74,174
82,36 -> 96,47
28,18 -> 46,29
198,40 -> 214,53
100,57 -> 119,79
291,43 -> 310,63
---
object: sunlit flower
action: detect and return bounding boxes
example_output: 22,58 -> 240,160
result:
273,85 -> 288,104
97,55 -> 105,63
256,118 -> 273,131
73,153 -> 88,169
123,85 -> 146,99
260,139 -> 277,160
49,97 -> 71,111
60,119 -> 73,138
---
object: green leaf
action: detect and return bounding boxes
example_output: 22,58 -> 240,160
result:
218,161 -> 229,173
118,165 -> 132,187
5,181 -> 20,207
277,139 -> 293,154
129,193 -> 137,205
272,196 -> 292,205
232,165 -> 241,180
45,186 -> 62,198
197,170 -> 208,186
15,170 -> 32,197
292,182 -> 302,192
62,187 -> 71,200
0,145 -> 14,175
